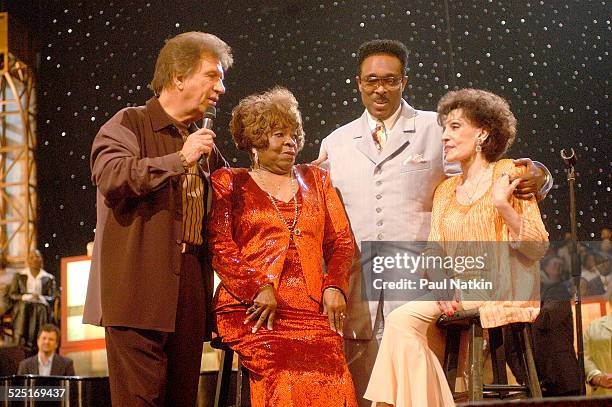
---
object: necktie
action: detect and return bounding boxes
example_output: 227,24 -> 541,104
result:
373,120 -> 387,150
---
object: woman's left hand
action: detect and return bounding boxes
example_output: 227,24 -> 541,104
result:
323,288 -> 346,336
492,173 -> 521,209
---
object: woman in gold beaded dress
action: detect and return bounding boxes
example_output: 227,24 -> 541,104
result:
207,87 -> 358,406
364,89 -> 549,407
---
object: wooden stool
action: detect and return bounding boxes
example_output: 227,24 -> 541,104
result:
210,337 -> 250,407
437,309 -> 542,402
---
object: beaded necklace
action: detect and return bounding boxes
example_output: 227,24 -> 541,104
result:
256,167 -> 301,236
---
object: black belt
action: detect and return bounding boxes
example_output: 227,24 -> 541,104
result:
180,242 -> 204,256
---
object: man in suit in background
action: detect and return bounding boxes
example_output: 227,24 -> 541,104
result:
586,253 -> 611,297
17,324 -> 74,376
315,39 -> 552,405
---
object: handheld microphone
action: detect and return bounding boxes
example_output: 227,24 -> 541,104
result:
199,106 -> 217,167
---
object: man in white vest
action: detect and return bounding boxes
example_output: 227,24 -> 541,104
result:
316,39 -> 552,405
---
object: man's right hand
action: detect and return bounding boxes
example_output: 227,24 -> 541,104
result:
591,373 -> 612,389
180,128 -> 216,166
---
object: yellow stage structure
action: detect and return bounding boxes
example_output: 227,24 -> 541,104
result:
0,12 -> 37,266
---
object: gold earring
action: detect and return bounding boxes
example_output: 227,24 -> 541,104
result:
475,138 -> 482,153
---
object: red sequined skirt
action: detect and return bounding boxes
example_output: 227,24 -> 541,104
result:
215,243 -> 357,407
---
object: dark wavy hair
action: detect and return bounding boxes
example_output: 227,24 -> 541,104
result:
437,88 -> 517,162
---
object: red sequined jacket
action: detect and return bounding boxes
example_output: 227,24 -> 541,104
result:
207,164 -> 355,311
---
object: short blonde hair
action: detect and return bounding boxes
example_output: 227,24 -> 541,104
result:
150,32 -> 233,94
230,87 -> 305,152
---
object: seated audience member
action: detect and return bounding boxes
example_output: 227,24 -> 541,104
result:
586,255 -> 611,298
17,324 -> 75,376
581,252 -> 599,283
539,255 -> 564,286
7,250 -> 56,350
584,293 -> 612,395
512,256 -> 581,396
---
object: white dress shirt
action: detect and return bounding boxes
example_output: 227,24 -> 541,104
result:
37,353 -> 54,376
365,104 -> 403,140
18,268 -> 52,305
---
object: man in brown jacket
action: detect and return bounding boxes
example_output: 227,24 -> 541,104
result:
83,32 -> 232,407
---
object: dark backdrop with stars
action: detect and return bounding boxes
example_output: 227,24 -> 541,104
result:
14,1 -> 611,274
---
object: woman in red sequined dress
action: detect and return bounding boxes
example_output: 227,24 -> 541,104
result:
207,87 -> 358,406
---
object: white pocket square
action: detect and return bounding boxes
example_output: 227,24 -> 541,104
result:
403,154 -> 427,164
